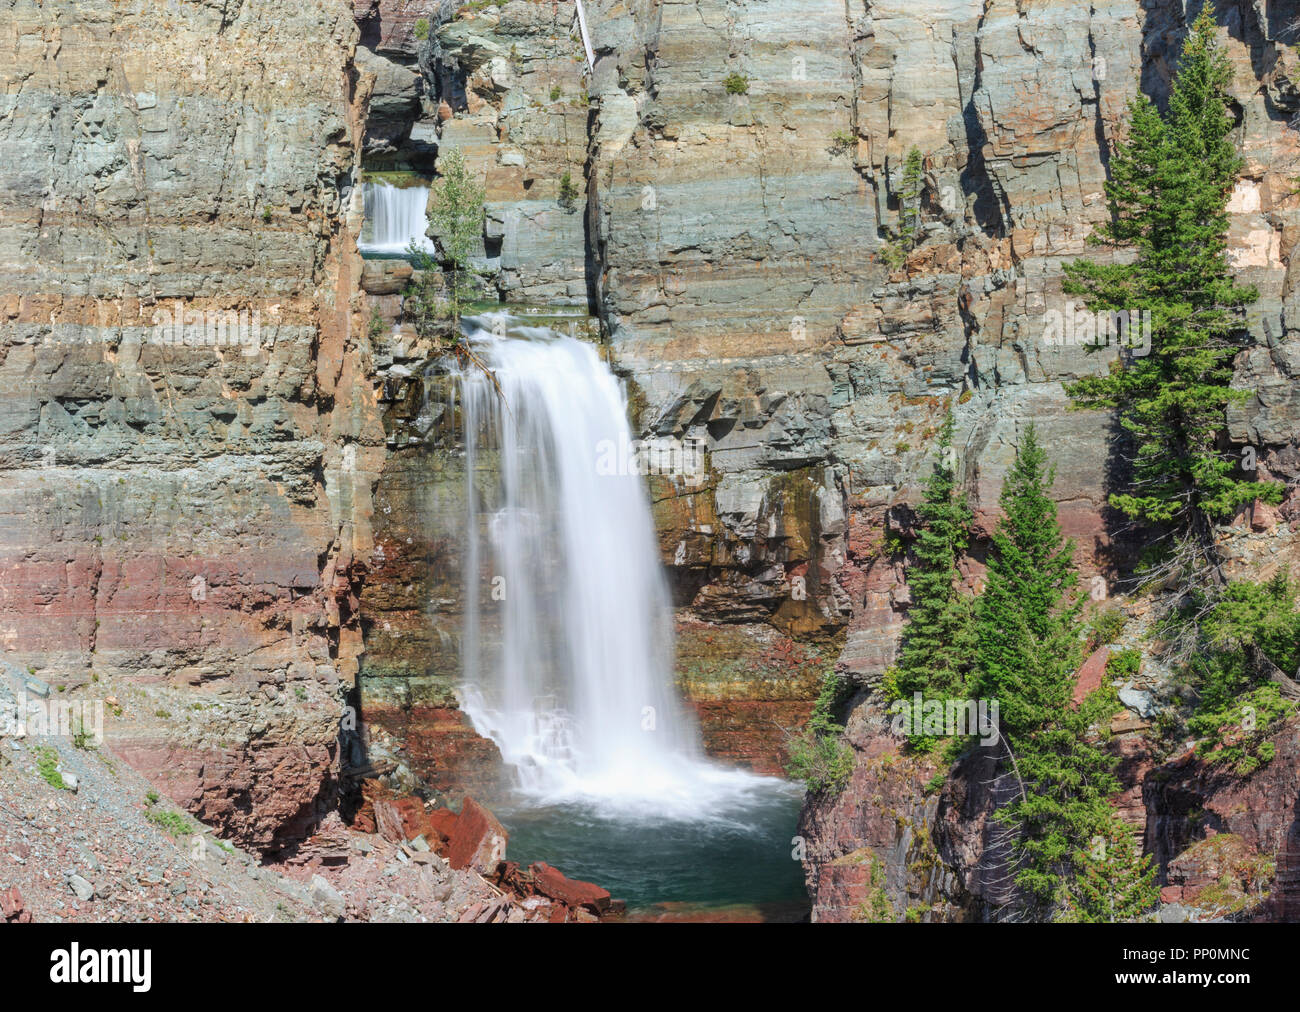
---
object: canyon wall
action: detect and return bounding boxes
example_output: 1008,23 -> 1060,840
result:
0,0 -> 386,850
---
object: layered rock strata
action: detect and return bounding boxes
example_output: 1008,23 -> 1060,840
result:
0,0 -> 386,850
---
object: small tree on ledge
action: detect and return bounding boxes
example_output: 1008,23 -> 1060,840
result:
405,146 -> 486,332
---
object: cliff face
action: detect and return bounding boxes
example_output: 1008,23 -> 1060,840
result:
580,0 -> 1300,666
0,0 -> 387,850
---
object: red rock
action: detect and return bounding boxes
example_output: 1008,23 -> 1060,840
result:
393,797 -> 429,840
691,700 -> 817,776
363,705 -> 506,798
1147,716 -> 1300,919
372,799 -> 406,845
1072,646 -> 1109,707
1250,498 -> 1280,532
1,886 -> 31,923
445,798 -> 508,874
426,807 -> 457,843
1160,885 -> 1183,904
531,862 -> 611,914
1111,735 -> 1154,834
115,740 -> 338,852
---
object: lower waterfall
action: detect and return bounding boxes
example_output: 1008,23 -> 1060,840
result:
451,313 -> 791,824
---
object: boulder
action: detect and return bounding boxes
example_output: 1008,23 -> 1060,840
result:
372,798 -> 413,844
310,874 -> 346,919
1118,687 -> 1156,719
1072,646 -> 1110,707
427,807 -> 459,848
445,797 -> 507,874
531,861 -> 612,915
1251,498 -> 1281,532
68,875 -> 94,902
1,886 -> 31,923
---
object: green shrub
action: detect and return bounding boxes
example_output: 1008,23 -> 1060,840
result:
829,129 -> 855,155
413,18 -> 429,40
1189,683 -> 1291,773
880,240 -> 906,271
549,84 -> 562,102
558,170 -> 580,210
852,859 -> 894,922
723,73 -> 749,95
1087,605 -> 1126,649
146,807 -> 194,838
1201,573 -> 1300,677
72,718 -> 96,751
1177,574 -> 1300,772
1107,648 -> 1141,681
785,673 -> 855,795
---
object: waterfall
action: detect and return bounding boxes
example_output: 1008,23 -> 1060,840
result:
452,313 -> 780,818
360,181 -> 434,255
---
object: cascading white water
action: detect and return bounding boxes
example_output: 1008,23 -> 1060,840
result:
359,181 -> 434,255
453,313 -> 783,819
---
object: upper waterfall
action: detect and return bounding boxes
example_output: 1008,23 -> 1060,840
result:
359,180 -> 434,255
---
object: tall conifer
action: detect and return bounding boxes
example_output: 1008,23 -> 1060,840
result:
894,412 -> 974,700
1063,8 -> 1280,584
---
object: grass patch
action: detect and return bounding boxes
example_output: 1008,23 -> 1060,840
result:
145,802 -> 194,838
32,745 -> 68,790
144,788 -> 194,838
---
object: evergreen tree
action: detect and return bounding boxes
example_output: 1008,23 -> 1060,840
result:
1062,813 -> 1159,923
1063,7 -> 1280,582
898,146 -> 924,251
973,424 -> 1083,739
1003,700 -> 1123,911
894,412 -> 974,701
973,425 -> 1151,918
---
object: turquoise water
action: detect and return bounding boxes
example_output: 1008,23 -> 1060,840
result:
495,788 -> 810,921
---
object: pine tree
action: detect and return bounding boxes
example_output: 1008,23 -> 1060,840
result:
894,412 -> 974,701
972,425 -> 1147,917
1003,703 -> 1122,911
1063,7 -> 1280,584
1062,813 -> 1159,923
898,146 -> 924,251
973,424 -> 1083,739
